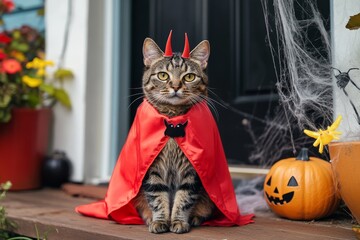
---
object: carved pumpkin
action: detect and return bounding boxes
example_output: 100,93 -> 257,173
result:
263,148 -> 340,220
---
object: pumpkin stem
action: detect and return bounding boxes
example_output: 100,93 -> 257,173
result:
296,148 -> 309,161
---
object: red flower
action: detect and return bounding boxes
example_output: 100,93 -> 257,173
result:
0,52 -> 7,60
2,59 -> 21,74
2,0 -> 15,13
0,49 -> 7,60
0,33 -> 11,44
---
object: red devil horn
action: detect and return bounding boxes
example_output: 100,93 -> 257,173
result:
182,33 -> 190,59
164,30 -> 173,57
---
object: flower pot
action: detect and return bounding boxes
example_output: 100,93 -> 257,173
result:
329,141 -> 360,223
0,108 -> 52,190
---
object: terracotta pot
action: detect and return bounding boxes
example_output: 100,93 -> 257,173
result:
0,108 -> 52,190
329,141 -> 360,223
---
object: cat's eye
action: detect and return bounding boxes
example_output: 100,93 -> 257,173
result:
183,73 -> 196,82
157,72 -> 169,81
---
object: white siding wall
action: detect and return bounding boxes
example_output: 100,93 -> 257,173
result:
332,0 -> 360,141
46,0 -> 113,182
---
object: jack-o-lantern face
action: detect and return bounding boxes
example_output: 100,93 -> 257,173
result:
263,148 -> 340,220
265,176 -> 298,205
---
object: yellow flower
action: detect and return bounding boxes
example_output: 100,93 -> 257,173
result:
304,115 -> 342,154
10,50 -> 26,62
36,68 -> 46,77
26,57 -> 54,77
22,75 -> 43,88
26,57 -> 54,69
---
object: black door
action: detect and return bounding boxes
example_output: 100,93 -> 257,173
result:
130,0 -> 330,165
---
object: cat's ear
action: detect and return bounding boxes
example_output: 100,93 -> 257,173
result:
190,40 -> 210,70
143,38 -> 164,67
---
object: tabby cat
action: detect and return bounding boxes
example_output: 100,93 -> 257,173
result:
133,35 -> 215,234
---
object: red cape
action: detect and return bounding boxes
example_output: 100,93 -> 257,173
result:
76,100 -> 254,226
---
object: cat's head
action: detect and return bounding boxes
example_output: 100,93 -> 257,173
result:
142,32 -> 210,109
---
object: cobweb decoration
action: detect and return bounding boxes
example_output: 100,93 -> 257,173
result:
244,110 -> 311,165
247,0 -> 334,164
235,177 -> 269,214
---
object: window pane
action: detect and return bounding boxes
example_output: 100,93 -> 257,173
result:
14,0 -> 43,9
3,0 -> 44,31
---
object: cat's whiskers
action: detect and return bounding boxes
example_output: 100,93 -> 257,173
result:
128,95 -> 146,109
156,94 -> 170,108
186,94 -> 209,117
127,92 -> 145,99
201,95 -> 220,111
191,94 -> 219,120
130,86 -> 144,90
143,93 -> 164,113
184,94 -> 196,107
206,89 -> 229,109
190,97 -> 206,114
159,93 -> 173,105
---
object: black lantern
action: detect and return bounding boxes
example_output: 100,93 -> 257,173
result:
42,150 -> 72,188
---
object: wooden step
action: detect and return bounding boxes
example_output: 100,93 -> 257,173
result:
1,189 -> 356,240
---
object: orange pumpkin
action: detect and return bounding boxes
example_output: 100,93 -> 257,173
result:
263,148 -> 340,220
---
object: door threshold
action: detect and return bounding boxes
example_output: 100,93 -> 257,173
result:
229,165 -> 269,179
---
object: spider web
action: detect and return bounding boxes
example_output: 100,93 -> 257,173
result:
244,0 -> 334,165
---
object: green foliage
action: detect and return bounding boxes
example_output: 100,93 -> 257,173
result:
54,68 -> 74,80
0,181 -> 17,239
0,25 -> 74,123
0,0 -> 74,123
10,41 -> 29,53
0,109 -> 11,122
39,84 -> 54,96
0,182 -> 50,240
0,181 -> 11,195
0,83 -> 16,108
54,89 -> 72,109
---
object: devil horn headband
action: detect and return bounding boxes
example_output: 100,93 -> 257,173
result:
163,31 -> 190,59
164,30 -> 173,57
182,33 -> 190,58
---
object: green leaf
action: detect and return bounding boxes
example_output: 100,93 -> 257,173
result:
8,237 -> 34,240
0,95 -> 11,107
17,43 -> 30,52
54,88 -> 72,109
0,181 -> 12,198
54,68 -> 74,80
0,109 -> 9,123
0,73 -> 8,83
26,91 -> 41,108
10,41 -> 29,52
346,13 -> 360,30
7,84 -> 17,94
0,181 -> 11,191
39,83 -> 55,95
11,30 -> 21,40
3,112 -> 10,122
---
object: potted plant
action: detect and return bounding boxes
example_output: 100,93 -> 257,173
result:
0,1 -> 73,190
327,12 -> 360,225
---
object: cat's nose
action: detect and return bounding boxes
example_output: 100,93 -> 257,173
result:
169,80 -> 182,92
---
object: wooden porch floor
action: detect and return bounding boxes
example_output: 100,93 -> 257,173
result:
2,189 -> 357,240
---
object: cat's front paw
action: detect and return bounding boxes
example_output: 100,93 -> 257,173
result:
170,220 -> 190,234
190,216 -> 204,226
148,220 -> 169,234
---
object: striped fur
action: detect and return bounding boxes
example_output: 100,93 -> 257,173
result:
133,38 -> 214,234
